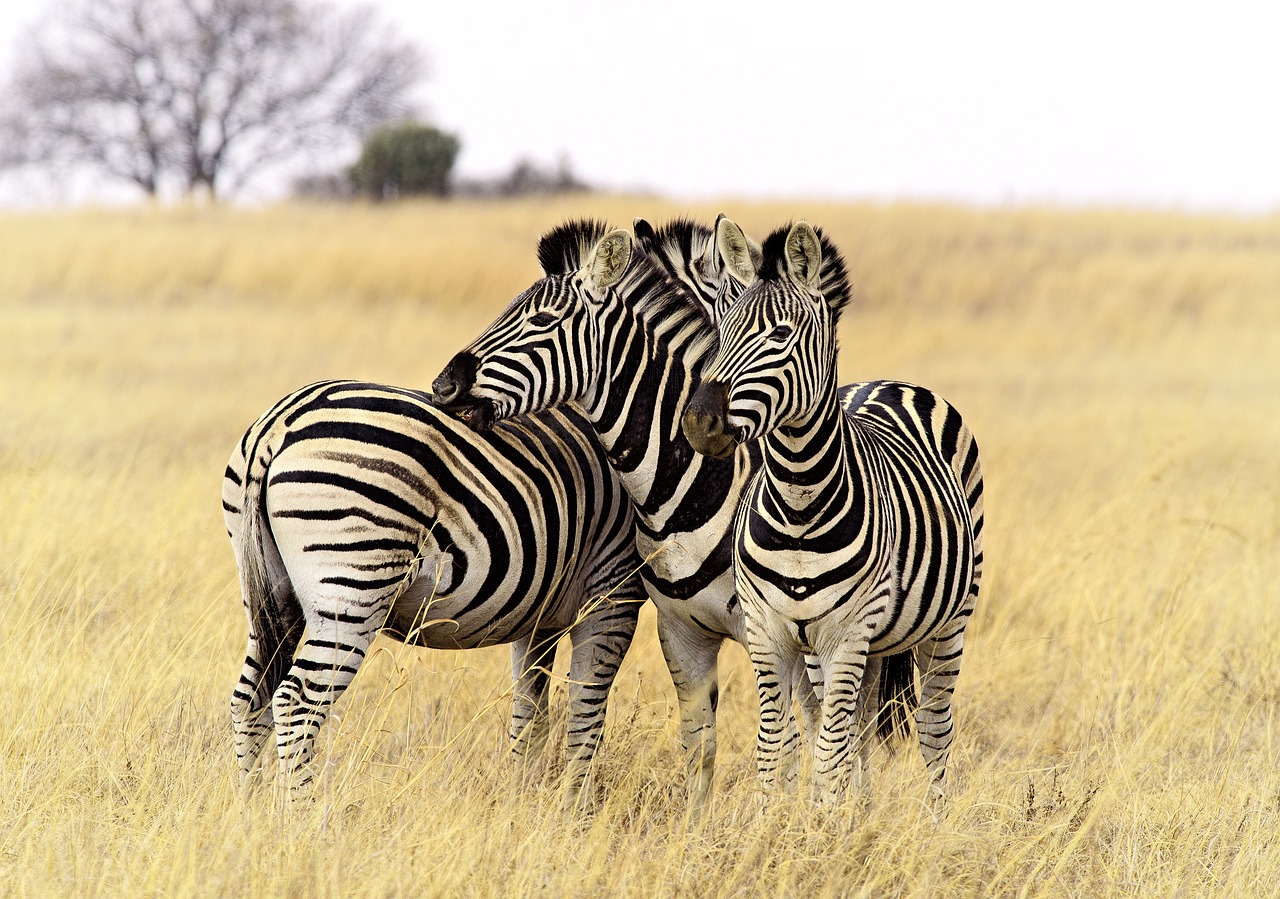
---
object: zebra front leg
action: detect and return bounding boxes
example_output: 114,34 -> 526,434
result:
561,599 -> 638,812
746,623 -> 800,799
509,632 -> 555,766
853,653 -> 883,789
813,639 -> 872,803
271,599 -> 386,793
788,655 -> 823,790
656,613 -> 722,820
915,609 -> 972,804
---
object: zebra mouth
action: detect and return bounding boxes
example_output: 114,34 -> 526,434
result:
443,398 -> 496,432
697,431 -> 740,460
683,421 -> 742,460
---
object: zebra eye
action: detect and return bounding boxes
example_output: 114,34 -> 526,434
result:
768,324 -> 793,342
529,311 -> 556,328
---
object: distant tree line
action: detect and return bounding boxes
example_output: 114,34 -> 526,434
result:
293,126 -> 590,202
0,0 -> 591,204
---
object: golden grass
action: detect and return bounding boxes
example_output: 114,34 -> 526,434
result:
1,197 -> 1278,896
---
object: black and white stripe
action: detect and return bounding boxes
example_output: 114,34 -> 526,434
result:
223,379 -> 644,805
433,219 -> 916,814
683,220 -> 984,801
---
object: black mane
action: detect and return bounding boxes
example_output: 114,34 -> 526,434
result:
757,222 -> 853,320
535,217 -> 716,350
537,219 -> 612,275
653,217 -> 712,261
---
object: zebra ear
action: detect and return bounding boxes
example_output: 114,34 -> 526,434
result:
715,215 -> 759,286
708,213 -> 758,275
585,228 -> 633,295
632,218 -> 657,253
784,222 -> 822,291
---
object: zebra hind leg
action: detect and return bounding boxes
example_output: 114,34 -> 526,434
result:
270,596 -> 388,794
853,654 -> 883,788
914,609 -> 972,805
230,593 -> 303,787
509,632 -> 555,785
789,655 -> 823,790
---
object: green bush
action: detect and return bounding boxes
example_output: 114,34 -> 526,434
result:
350,123 -> 461,199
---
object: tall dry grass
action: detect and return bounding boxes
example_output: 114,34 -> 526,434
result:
1,197 -> 1278,896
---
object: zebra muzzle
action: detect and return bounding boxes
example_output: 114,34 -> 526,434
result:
682,381 -> 740,460
432,353 -> 497,431
432,352 -> 477,407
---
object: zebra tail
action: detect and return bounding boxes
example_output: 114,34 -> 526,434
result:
238,454 -> 302,702
876,650 -> 917,741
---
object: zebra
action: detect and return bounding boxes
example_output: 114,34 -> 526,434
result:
222,379 -> 645,807
431,219 -> 916,816
631,215 -> 754,325
682,219 -> 984,802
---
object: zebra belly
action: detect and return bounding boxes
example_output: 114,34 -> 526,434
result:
382,565 -> 583,650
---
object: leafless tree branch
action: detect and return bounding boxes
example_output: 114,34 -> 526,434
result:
0,0 -> 424,199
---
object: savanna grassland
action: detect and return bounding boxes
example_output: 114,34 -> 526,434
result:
1,197 -> 1278,897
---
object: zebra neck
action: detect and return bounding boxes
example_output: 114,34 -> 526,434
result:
759,379 -> 868,526
580,277 -> 731,522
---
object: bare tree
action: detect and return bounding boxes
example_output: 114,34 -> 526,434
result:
0,0 -> 423,199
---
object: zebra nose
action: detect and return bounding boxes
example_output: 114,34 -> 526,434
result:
682,381 -> 737,459
432,353 -> 477,407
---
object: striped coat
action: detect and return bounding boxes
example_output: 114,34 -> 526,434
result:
433,219 -> 918,815
684,220 -> 983,801
223,379 -> 644,804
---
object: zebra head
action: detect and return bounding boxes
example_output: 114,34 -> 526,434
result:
433,219 -> 637,430
633,213 -> 759,323
682,218 -> 849,459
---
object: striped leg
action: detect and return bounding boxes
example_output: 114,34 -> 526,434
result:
230,642 -> 275,784
914,603 -> 973,802
746,623 -> 800,796
656,613 -> 721,819
230,586 -> 304,785
271,595 -> 389,790
230,619 -> 304,784
778,655 -> 819,793
561,601 -> 637,810
509,633 -> 555,769
813,639 -> 871,803
853,654 -> 883,784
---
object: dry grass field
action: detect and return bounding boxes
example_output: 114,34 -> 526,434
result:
1,197 -> 1277,896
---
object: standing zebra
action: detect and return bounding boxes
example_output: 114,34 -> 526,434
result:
682,220 -> 984,802
223,379 -> 644,806
432,219 -> 915,816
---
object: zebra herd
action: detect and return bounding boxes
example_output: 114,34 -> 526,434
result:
223,214 -> 984,812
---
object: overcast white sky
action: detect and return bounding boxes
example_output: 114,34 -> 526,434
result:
2,0 -> 1278,210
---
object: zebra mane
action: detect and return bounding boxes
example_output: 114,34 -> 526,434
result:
757,223 -> 853,322
537,219 -> 612,275
536,217 -> 718,361
641,216 -> 713,270
623,228 -> 720,361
